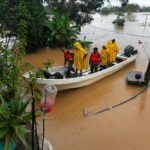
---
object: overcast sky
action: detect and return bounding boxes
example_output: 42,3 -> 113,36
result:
108,0 -> 150,7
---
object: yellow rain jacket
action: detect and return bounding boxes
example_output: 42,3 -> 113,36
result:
74,42 -> 88,71
106,41 -> 115,62
111,42 -> 119,57
100,48 -> 110,66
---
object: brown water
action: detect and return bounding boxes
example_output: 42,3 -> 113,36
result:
24,13 -> 150,150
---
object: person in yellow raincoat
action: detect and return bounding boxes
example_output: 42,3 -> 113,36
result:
106,40 -> 115,63
100,45 -> 110,68
74,42 -> 88,76
111,39 -> 119,61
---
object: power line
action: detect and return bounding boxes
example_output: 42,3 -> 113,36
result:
95,85 -> 149,116
89,25 -> 150,39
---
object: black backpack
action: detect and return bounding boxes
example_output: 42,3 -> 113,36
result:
124,45 -> 138,57
53,72 -> 63,79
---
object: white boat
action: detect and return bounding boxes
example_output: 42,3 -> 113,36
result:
23,54 -> 138,91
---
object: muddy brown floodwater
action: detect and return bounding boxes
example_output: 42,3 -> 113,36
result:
24,13 -> 150,150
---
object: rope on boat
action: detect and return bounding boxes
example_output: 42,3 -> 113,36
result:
89,25 -> 150,39
95,85 -> 149,115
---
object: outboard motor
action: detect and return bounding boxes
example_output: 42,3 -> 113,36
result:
124,45 -> 138,57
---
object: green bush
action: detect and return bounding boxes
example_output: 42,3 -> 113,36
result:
0,44 -> 31,150
100,7 -> 111,15
0,96 -> 31,150
43,13 -> 79,48
0,0 -> 48,52
0,43 -> 43,150
113,16 -> 125,26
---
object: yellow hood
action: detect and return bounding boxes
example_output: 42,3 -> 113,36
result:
74,42 -> 82,49
107,40 -> 112,45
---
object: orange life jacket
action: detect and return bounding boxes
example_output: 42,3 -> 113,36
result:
90,52 -> 100,65
64,50 -> 73,61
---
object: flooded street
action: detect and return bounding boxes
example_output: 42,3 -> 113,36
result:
24,13 -> 150,150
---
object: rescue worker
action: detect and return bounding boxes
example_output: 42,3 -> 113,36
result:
111,39 -> 119,61
106,40 -> 115,63
74,42 -> 88,76
89,47 -> 100,73
62,48 -> 74,78
100,45 -> 110,68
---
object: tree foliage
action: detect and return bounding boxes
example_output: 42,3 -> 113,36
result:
0,0 -> 129,51
100,3 -> 148,14
124,3 -> 140,12
43,13 -> 79,47
0,41 -> 46,150
46,0 -> 127,29
0,44 -> 23,100
0,96 -> 31,150
140,6 -> 150,12
0,43 -> 32,150
0,0 -> 47,52
100,7 -> 111,15
113,16 -> 125,26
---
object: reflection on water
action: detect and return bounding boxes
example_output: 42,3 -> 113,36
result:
113,25 -> 125,31
138,90 -> 148,113
24,13 -> 150,150
79,13 -> 150,51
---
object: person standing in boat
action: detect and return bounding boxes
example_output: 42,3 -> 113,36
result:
62,48 -> 74,78
106,40 -> 115,64
89,47 -> 100,73
74,42 -> 88,76
111,39 -> 119,61
100,45 -> 110,68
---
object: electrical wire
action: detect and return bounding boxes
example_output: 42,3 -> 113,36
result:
89,25 -> 150,39
89,11 -> 150,116
95,85 -> 149,115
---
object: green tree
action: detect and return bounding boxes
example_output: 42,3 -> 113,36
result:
46,0 -> 103,30
25,0 -> 48,51
140,6 -> 150,12
0,0 -> 129,51
124,3 -> 140,12
46,0 -> 128,30
0,0 -> 47,52
100,7 -> 111,15
43,13 -> 79,47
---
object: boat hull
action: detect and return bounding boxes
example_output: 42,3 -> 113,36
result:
23,54 -> 138,91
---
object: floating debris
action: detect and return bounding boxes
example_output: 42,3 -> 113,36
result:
84,108 -> 88,116
109,106 -> 112,110
138,40 -> 143,44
